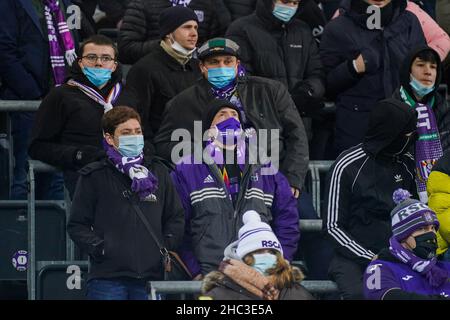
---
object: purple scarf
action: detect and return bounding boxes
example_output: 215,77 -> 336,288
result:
389,236 -> 449,288
44,0 -> 77,86
103,140 -> 158,200
170,0 -> 192,6
400,87 -> 443,203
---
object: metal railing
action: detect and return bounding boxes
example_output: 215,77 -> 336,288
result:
27,160 -> 74,300
148,280 -> 339,300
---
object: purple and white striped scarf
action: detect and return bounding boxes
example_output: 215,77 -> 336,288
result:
170,0 -> 192,6
67,79 -> 122,113
44,0 -> 77,86
400,87 -> 443,203
389,236 -> 448,288
103,140 -> 158,201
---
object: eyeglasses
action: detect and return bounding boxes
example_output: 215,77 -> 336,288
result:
81,54 -> 115,64
279,0 -> 301,5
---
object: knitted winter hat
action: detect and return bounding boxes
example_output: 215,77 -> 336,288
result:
159,6 -> 199,39
391,188 -> 440,241
235,211 -> 283,259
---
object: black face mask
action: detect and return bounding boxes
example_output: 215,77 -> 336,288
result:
413,231 -> 438,260
383,131 -> 417,156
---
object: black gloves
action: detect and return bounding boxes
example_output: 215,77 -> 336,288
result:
291,84 -> 324,118
73,145 -> 106,168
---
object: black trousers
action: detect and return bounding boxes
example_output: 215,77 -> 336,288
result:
328,253 -> 366,300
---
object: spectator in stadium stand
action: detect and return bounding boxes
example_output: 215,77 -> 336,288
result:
364,189 -> 450,300
28,35 -> 123,198
225,0 -> 325,145
223,0 -> 327,43
320,0 -> 426,155
117,6 -> 202,157
117,0 -> 229,64
67,106 -> 184,300
332,0 -> 450,61
171,101 -> 299,278
392,46 -> 449,203
0,0 -> 79,200
324,98 -> 419,300
427,151 -> 450,261
154,37 -> 309,198
200,210 -> 313,300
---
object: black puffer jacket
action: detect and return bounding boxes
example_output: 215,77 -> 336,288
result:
226,0 -> 325,116
98,0 -> 131,25
118,0 -> 228,64
154,76 -> 309,190
392,46 -> 450,153
323,99 -> 418,268
117,42 -> 202,154
67,159 -> 184,281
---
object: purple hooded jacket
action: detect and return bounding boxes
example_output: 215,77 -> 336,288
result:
171,150 -> 300,276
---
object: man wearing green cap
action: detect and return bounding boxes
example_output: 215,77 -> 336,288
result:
154,37 -> 309,197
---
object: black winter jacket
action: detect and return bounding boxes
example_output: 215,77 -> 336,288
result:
154,76 -> 309,190
28,63 -> 123,170
67,159 -> 185,281
118,0 -> 228,64
117,42 -> 202,154
28,62 -> 123,195
320,0 -> 426,152
324,99 -> 418,267
392,45 -> 450,153
98,0 -> 131,25
226,0 -> 325,116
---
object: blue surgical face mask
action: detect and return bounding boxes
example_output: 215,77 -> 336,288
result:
410,74 -> 435,97
272,3 -> 297,22
207,67 -> 236,89
214,117 -> 242,145
252,253 -> 277,276
117,135 -> 144,158
82,67 -> 112,87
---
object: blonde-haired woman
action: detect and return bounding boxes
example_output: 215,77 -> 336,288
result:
200,211 -> 314,300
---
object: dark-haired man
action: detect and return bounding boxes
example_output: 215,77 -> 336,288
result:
29,35 -> 124,197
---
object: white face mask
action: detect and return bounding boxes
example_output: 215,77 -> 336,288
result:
170,36 -> 196,56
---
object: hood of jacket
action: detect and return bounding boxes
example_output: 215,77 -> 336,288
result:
67,59 -> 123,94
363,98 -> 417,157
399,45 -> 442,103
340,0 -> 407,28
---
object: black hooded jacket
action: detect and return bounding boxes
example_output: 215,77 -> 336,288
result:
28,62 -> 123,193
225,0 -> 325,116
392,46 -> 450,152
324,99 -> 418,267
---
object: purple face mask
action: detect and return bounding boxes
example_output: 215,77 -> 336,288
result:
214,117 -> 242,146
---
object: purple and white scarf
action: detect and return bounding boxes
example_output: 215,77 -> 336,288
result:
400,87 -> 443,203
44,0 -> 77,86
103,140 -> 158,201
67,79 -> 122,113
389,236 -> 449,288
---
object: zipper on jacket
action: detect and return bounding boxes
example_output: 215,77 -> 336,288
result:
126,190 -> 144,279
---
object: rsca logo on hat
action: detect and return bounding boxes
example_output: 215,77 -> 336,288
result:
261,240 -> 280,249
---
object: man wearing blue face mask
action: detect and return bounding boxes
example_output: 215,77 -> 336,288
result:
68,106 -> 184,300
155,37 -> 309,199
225,0 -> 325,156
29,35 -> 124,198
171,100 -> 300,279
392,46 -> 450,203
